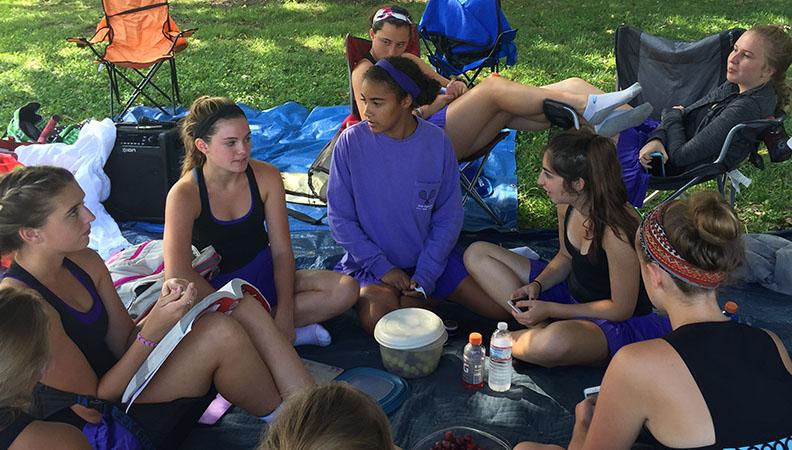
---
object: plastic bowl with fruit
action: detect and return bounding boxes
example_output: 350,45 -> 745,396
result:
411,426 -> 510,450
374,308 -> 448,379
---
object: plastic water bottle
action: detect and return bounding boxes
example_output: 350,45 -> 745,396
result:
722,301 -> 740,322
488,322 -> 512,392
462,332 -> 485,390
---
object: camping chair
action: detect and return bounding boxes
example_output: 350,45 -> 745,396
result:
545,26 -> 783,207
67,0 -> 195,120
418,0 -> 517,87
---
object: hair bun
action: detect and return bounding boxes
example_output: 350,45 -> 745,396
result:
688,192 -> 740,246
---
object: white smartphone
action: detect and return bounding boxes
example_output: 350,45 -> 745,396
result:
583,385 -> 601,399
506,299 -> 522,314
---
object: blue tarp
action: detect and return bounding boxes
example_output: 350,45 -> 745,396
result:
122,103 -> 518,233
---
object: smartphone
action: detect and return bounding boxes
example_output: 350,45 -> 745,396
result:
506,295 -> 529,314
649,151 -> 666,177
583,385 -> 601,399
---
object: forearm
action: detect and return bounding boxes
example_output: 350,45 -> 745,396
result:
546,298 -> 631,322
271,251 -> 296,321
567,422 -> 590,450
533,253 -> 572,291
96,337 -> 155,401
165,264 -> 215,300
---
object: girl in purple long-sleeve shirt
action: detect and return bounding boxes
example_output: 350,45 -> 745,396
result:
328,56 -> 501,333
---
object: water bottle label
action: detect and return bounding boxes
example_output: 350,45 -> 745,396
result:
490,344 -> 512,363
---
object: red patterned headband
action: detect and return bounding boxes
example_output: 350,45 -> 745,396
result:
639,203 -> 726,289
373,8 -> 411,25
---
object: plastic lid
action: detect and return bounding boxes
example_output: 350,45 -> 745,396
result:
374,308 -> 446,350
497,322 -> 508,331
469,332 -> 482,345
335,367 -> 409,415
724,301 -> 738,314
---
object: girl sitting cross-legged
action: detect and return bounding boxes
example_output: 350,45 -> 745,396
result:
464,129 -> 671,368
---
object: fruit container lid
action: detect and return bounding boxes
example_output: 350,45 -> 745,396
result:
374,308 -> 446,350
335,367 -> 409,415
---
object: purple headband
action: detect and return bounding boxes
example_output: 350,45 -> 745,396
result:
375,59 -> 421,100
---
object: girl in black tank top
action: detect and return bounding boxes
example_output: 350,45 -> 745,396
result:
465,130 -> 670,368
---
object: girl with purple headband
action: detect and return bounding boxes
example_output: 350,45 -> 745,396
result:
516,191 -> 792,450
353,5 -> 653,160
328,57 -> 505,334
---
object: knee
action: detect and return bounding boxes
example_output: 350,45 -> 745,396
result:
559,77 -> 588,91
334,274 -> 360,308
463,241 -> 493,270
194,312 -> 250,349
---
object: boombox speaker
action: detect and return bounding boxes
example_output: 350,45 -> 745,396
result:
104,121 -> 184,223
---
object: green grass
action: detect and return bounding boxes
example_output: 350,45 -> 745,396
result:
0,0 -> 790,231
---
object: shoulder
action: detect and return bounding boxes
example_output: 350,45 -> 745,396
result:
602,206 -> 640,249
763,329 -> 792,375
337,122 -> 371,150
249,160 -> 284,195
352,57 -> 373,75
166,174 -> 201,216
11,420 -> 89,450
609,338 -> 677,385
555,204 -> 570,224
64,248 -> 111,285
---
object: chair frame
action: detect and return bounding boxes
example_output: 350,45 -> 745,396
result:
67,0 -> 195,120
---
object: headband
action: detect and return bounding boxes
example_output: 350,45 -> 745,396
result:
193,104 -> 245,139
375,59 -> 421,100
639,203 -> 727,289
373,8 -> 411,25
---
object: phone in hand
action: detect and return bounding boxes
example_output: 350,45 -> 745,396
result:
649,151 -> 666,177
583,385 -> 601,399
506,295 -> 529,314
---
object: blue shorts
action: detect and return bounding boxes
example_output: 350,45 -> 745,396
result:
616,118 -> 660,208
337,245 -> 468,300
529,260 -> 671,357
426,105 -> 448,129
210,246 -> 278,306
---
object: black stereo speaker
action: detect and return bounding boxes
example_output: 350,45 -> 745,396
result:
104,121 -> 184,223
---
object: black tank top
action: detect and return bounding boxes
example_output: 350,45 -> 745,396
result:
362,51 -> 376,65
191,165 -> 269,273
0,409 -> 34,449
5,260 -> 117,378
645,321 -> 792,449
563,207 -> 652,316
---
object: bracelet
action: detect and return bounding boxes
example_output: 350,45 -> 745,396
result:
530,280 -> 543,293
136,332 -> 158,348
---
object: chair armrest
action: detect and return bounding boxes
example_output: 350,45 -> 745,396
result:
66,37 -> 90,48
715,117 -> 785,164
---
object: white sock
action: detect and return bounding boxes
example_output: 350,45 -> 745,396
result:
594,102 -> 653,137
583,82 -> 642,125
259,403 -> 284,423
294,323 -> 332,347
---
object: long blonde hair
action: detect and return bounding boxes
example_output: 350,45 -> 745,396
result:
258,382 -> 394,450
0,286 -> 50,428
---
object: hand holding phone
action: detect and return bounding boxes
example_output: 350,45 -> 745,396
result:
583,385 -> 600,399
506,295 -> 529,314
649,151 -> 666,177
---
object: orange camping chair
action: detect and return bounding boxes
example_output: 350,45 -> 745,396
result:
68,0 -> 196,120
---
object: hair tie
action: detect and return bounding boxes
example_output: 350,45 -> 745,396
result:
373,8 -> 411,25
193,104 -> 245,139
375,59 -> 421,100
639,203 -> 727,289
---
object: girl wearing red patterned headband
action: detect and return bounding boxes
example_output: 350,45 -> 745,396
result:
515,191 -> 792,450
465,129 -> 670,367
354,5 -> 653,160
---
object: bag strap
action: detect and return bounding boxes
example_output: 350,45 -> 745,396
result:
31,383 -> 110,419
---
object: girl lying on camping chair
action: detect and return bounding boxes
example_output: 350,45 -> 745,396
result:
353,5 -> 653,160
328,56 -> 506,334
0,166 -> 314,448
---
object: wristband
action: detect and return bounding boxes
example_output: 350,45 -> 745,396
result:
530,280 -> 543,293
136,332 -> 158,348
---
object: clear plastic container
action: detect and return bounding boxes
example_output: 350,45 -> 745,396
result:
411,426 -> 510,450
488,322 -> 512,392
374,308 -> 448,379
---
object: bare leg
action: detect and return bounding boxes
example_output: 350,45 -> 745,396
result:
446,76 -> 590,158
357,284 -> 401,334
463,241 -> 534,314
135,312 -> 283,416
229,295 -> 314,396
447,276 -> 511,320
293,269 -> 358,326
511,320 -> 609,367
514,442 -> 565,450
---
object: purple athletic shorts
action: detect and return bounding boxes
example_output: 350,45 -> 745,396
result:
426,104 -> 448,129
210,246 -> 278,306
529,259 -> 672,357
336,245 -> 468,300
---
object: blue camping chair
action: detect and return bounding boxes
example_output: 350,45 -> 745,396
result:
418,0 -> 517,86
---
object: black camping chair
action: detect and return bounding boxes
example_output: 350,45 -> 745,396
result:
545,26 -> 784,207
418,0 -> 517,87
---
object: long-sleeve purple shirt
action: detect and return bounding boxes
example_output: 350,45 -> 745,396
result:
327,119 -> 463,295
